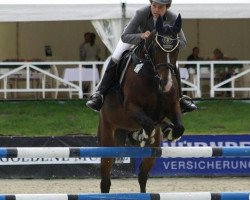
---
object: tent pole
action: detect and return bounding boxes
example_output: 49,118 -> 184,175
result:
16,22 -> 19,59
121,1 -> 126,32
196,19 -> 200,47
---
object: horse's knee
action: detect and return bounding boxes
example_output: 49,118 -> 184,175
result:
139,117 -> 154,137
100,179 -> 111,193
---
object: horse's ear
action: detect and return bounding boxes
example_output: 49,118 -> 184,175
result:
155,16 -> 164,34
173,14 -> 182,34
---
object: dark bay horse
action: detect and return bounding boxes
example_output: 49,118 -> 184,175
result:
98,14 -> 185,193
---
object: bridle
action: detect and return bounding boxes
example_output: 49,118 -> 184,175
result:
155,33 -> 179,53
143,32 -> 178,72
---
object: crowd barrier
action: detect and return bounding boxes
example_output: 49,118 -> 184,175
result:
0,147 -> 250,158
0,192 -> 250,200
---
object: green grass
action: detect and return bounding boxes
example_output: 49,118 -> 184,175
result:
0,100 -> 98,136
0,99 -> 249,136
182,100 -> 250,134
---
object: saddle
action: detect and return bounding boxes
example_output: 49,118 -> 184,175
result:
112,43 -> 160,103
117,42 -> 159,86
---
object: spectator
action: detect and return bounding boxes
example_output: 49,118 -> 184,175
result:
185,46 -> 203,69
187,47 -> 203,61
212,48 -> 235,97
79,32 -> 101,94
212,48 -> 225,60
80,32 -> 101,65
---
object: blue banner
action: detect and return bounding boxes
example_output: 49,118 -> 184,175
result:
135,135 -> 250,176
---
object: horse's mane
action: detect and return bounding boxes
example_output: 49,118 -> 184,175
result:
144,30 -> 156,51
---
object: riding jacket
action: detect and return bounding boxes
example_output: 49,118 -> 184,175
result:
121,5 -> 187,49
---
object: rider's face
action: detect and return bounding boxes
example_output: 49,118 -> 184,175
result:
151,2 -> 167,18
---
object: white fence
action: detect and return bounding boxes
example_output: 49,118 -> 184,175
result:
177,60 -> 250,98
0,60 -> 249,99
0,61 -> 103,99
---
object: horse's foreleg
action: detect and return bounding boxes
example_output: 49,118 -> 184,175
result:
166,102 -> 185,141
100,158 -> 113,193
99,118 -> 115,193
127,105 -> 155,146
138,114 -> 156,146
138,158 -> 155,193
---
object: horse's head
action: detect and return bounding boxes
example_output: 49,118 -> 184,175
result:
144,14 -> 182,93
155,14 -> 181,55
145,14 -> 181,63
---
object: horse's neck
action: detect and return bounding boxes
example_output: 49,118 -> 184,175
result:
133,43 -> 148,62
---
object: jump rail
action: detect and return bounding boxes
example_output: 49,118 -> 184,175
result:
0,147 -> 250,158
0,192 -> 250,200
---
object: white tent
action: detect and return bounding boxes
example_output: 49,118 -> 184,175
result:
0,1 -> 250,61
0,0 -> 250,22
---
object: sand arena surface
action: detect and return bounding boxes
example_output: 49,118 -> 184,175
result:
0,177 -> 250,194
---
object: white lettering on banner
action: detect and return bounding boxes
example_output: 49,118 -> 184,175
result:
0,157 -> 130,165
223,161 -> 230,169
163,141 -> 250,147
206,161 -> 214,169
163,160 -> 250,170
224,142 -> 238,146
240,142 -> 250,146
199,161 -> 206,169
179,161 -> 185,169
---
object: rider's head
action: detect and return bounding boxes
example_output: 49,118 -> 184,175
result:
150,0 -> 171,18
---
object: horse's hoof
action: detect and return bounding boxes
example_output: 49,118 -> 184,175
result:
173,136 -> 182,142
167,132 -> 173,141
132,129 -> 144,141
132,131 -> 140,141
162,123 -> 174,142
151,129 -> 156,137
162,129 -> 173,142
140,140 -> 146,147
142,130 -> 148,139
150,137 -> 155,144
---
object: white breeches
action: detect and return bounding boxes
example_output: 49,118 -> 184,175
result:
112,39 -> 132,62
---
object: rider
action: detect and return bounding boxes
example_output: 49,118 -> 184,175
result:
86,0 -> 197,113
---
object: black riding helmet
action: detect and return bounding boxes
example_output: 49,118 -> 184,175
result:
150,0 -> 172,7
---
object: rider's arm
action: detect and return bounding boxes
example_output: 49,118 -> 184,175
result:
178,29 -> 187,49
121,6 -> 149,45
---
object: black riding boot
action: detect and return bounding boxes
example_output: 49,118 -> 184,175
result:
175,66 -> 197,113
86,59 -> 117,112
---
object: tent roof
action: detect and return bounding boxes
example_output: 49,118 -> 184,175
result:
0,1 -> 250,22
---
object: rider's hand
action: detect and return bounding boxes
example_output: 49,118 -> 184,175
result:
141,31 -> 151,40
